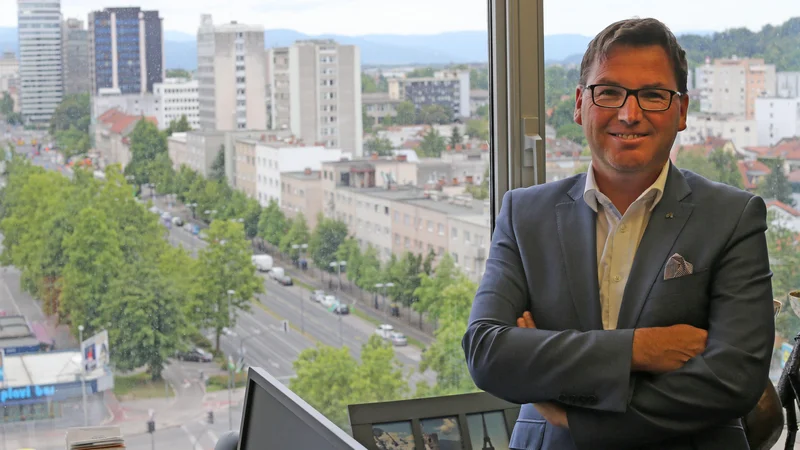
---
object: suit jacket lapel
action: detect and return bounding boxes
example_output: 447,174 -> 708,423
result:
556,176 -> 603,331
616,164 -> 694,329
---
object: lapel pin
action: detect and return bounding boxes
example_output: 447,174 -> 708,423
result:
665,212 -> 674,219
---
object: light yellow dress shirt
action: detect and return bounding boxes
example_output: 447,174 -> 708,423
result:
583,161 -> 671,330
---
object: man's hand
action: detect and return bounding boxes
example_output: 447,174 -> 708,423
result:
631,324 -> 708,373
516,311 -> 569,429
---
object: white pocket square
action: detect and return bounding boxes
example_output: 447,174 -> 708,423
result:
664,253 -> 693,280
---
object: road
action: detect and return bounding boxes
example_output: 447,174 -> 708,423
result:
168,224 -> 436,387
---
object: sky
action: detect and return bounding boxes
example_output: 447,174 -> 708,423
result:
4,0 -> 800,36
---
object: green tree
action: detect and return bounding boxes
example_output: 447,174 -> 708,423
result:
55,127 -> 91,159
465,166 -> 490,200
556,123 -> 586,146
125,119 -> 168,187
766,214 -> 800,341
475,104 -> 489,118
361,74 -> 378,93
362,110 -> 373,134
209,146 -> 226,182
395,101 -> 417,126
418,104 -> 451,125
385,252 -> 422,308
757,158 -> 795,206
0,92 -> 13,115
413,253 -> 458,320
419,275 -> 480,395
290,345 -> 358,428
309,215 -> 349,271
422,248 -> 436,276
351,336 -> 408,403
242,199 -> 262,240
418,128 -> 446,157
258,199 -> 287,247
166,68 -> 191,79
49,93 -> 91,135
336,237 -> 362,285
365,136 -> 394,157
466,119 -> 489,142
279,213 -> 311,258
449,126 -> 463,148
190,220 -> 264,352
407,67 -> 435,78
548,98 -> 576,130
470,68 -> 489,90
354,244 -> 383,294
164,115 -> 191,137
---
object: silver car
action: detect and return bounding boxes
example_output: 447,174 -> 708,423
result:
389,331 -> 408,346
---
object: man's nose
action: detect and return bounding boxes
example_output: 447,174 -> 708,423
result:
617,94 -> 643,124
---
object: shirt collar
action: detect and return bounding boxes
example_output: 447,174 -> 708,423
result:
583,160 -> 671,213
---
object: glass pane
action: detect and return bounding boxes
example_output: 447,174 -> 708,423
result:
0,0 -> 491,447
373,420 -> 416,449
420,415 -> 464,450
466,411 -> 510,450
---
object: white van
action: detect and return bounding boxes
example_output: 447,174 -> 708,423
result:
251,254 -> 273,272
270,267 -> 285,279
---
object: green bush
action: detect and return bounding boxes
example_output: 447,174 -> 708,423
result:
206,372 -> 247,392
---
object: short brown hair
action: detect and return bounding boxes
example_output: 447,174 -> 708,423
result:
579,18 -> 688,94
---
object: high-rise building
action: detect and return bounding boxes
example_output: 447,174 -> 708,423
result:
266,47 -> 290,132
62,18 -> 90,95
153,78 -> 199,130
197,15 -> 267,131
695,57 -> 776,119
88,7 -> 164,95
17,0 -> 63,124
395,70 -> 471,119
283,40 -> 363,156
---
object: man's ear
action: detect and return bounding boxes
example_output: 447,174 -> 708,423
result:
574,86 -> 584,125
678,93 -> 689,131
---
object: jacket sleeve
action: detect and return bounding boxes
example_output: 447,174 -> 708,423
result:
566,195 -> 775,449
462,189 -> 636,413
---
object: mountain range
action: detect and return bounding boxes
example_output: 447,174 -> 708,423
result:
0,27 -> 714,69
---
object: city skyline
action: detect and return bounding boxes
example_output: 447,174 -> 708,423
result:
3,0 -> 800,36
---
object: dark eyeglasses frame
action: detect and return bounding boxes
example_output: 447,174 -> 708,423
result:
584,84 -> 682,112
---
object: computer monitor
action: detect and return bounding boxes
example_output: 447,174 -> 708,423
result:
238,367 -> 368,450
348,392 -> 520,450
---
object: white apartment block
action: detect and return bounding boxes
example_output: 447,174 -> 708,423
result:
197,16 -> 267,131
680,113 -> 757,149
755,97 -> 800,147
17,0 -> 63,123
393,70 -> 471,119
695,57 -> 775,119
154,78 -> 199,130
284,40 -> 363,157
255,143 -> 345,207
777,72 -> 800,99
0,52 -> 19,94
167,133 -> 188,170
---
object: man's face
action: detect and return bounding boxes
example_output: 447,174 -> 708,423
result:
574,44 -> 689,176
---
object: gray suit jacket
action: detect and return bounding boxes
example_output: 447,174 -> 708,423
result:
462,164 -> 774,450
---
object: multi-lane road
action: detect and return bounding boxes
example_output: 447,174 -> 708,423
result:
167,224 -> 436,387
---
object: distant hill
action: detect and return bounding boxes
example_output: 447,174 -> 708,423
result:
0,26 -> 594,69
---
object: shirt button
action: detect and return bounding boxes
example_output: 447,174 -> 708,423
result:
619,224 -> 627,233
613,275 -> 621,282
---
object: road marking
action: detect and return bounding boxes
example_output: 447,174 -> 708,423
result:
1,275 -> 21,316
269,361 -> 280,369
181,424 -> 201,450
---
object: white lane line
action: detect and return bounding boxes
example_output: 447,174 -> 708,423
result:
181,424 -> 202,450
1,276 -> 21,316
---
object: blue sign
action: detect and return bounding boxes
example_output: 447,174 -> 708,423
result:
0,385 -> 56,404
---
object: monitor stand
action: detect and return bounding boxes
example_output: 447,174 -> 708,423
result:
214,431 -> 239,450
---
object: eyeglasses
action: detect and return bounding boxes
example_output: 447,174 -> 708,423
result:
585,84 -> 682,112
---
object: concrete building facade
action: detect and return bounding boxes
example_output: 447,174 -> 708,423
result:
153,78 -> 199,130
17,0 -> 63,123
280,170 -> 324,230
62,18 -> 91,95
197,16 -> 267,131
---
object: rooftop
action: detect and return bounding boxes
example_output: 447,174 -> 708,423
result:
283,170 -> 321,181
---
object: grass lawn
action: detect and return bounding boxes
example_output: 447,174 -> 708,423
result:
114,372 -> 173,400
206,373 -> 248,392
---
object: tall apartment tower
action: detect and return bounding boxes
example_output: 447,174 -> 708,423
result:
88,7 -> 164,95
197,15 -> 267,131
17,0 -> 63,124
266,47 -> 290,132
284,40 -> 362,156
62,18 -> 90,95
695,56 -> 776,119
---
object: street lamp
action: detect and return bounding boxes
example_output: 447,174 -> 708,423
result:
291,243 -> 308,268
374,282 -> 395,321
78,324 -> 88,427
188,202 -> 197,219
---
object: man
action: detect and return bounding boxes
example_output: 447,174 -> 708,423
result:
462,18 -> 774,450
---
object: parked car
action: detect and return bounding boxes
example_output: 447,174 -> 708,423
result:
310,290 -> 325,302
321,295 -> 338,308
389,331 -> 408,346
172,216 -> 184,227
333,303 -> 350,315
375,324 -> 394,339
276,275 -> 293,286
176,348 -> 213,362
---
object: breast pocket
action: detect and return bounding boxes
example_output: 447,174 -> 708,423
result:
509,419 -> 546,450
642,269 -> 711,328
